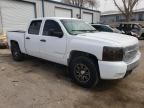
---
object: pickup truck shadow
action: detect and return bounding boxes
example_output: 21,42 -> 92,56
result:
22,56 -> 121,91
93,80 -> 121,91
24,56 -> 69,78
0,53 -> 121,91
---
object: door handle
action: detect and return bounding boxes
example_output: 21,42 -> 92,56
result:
40,39 -> 46,42
26,37 -> 30,39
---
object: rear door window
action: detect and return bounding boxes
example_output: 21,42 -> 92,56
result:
28,20 -> 42,35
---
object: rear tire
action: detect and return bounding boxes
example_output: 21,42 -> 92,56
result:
11,43 -> 24,61
69,56 -> 99,88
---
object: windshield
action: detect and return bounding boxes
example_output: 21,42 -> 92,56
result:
100,25 -> 113,32
61,19 -> 96,35
94,25 -> 113,32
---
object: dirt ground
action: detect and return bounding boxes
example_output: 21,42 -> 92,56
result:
0,41 -> 144,108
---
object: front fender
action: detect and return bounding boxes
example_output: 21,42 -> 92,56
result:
66,39 -> 104,61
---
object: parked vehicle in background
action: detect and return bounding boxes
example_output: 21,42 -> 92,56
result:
7,17 -> 141,88
117,23 -> 144,39
91,24 -> 122,33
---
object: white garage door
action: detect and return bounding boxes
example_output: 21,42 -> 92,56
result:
1,1 -> 35,33
55,7 -> 72,18
0,8 -> 2,34
83,12 -> 93,24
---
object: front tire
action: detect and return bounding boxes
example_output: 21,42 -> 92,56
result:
11,43 -> 24,61
140,34 -> 144,40
69,56 -> 99,88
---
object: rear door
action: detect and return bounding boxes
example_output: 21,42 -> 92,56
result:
39,20 -> 67,64
25,20 -> 42,57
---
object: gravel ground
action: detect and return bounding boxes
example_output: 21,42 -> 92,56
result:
0,41 -> 144,108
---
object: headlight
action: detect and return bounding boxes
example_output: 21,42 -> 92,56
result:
103,46 -> 124,61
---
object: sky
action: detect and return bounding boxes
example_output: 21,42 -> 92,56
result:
55,0 -> 144,12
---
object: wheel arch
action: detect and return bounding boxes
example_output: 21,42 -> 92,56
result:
10,40 -> 19,46
68,50 -> 98,62
68,50 -> 100,77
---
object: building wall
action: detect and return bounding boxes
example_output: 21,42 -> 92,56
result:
25,0 -> 100,23
0,3 -> 3,34
0,0 -> 100,34
81,9 -> 100,23
0,8 -> 2,34
22,0 -> 42,17
0,0 -> 36,33
101,12 -> 144,25
44,1 -> 79,18
101,15 -> 116,24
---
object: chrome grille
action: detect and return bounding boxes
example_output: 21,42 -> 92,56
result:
124,44 -> 139,62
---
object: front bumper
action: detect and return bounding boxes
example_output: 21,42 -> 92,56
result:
98,51 -> 141,79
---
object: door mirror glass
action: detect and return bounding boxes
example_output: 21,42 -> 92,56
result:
49,29 -> 63,38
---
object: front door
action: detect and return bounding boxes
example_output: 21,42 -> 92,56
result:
39,20 -> 67,64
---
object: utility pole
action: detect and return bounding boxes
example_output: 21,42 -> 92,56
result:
42,0 -> 45,17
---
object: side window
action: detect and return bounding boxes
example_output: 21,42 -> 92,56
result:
28,20 -> 42,35
93,25 -> 100,31
133,24 -> 140,30
119,24 -> 123,30
98,26 -> 103,31
43,20 -> 63,37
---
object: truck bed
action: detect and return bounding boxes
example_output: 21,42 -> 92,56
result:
7,31 -> 26,53
8,30 -> 25,33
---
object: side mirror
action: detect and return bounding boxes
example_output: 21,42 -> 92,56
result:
54,31 -> 63,38
49,29 -> 63,38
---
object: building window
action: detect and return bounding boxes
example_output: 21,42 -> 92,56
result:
116,15 -> 119,21
139,14 -> 143,21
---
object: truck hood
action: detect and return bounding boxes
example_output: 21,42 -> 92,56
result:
77,32 -> 138,47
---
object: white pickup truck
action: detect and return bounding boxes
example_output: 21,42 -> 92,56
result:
7,17 -> 141,88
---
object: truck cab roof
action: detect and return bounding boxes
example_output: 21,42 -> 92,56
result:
31,17 -> 79,21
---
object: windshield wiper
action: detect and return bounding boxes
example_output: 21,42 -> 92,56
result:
72,30 -> 96,31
